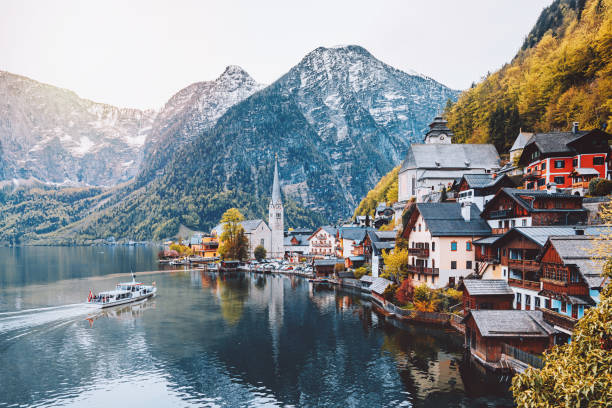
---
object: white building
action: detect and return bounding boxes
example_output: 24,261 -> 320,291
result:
212,219 -> 272,259
397,116 -> 501,203
308,226 -> 338,257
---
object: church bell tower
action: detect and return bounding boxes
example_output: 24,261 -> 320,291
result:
269,160 -> 284,259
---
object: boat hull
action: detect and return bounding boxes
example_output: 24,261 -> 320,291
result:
89,289 -> 156,309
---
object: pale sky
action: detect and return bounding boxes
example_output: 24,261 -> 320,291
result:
0,0 -> 552,110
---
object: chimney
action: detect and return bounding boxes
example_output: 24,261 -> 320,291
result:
572,122 -> 579,134
461,202 -> 471,222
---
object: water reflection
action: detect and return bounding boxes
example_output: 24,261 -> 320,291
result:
0,264 -> 514,407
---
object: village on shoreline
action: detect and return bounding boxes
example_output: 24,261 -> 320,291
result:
161,116 -> 612,379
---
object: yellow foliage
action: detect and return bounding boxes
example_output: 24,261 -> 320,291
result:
354,166 -> 399,218
380,248 -> 409,281
446,0 -> 612,149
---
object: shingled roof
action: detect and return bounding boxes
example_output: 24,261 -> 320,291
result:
417,203 -> 491,236
400,144 -> 500,173
495,188 -> 586,213
547,235 -> 607,288
510,131 -> 533,152
461,279 -> 514,296
466,310 -> 555,338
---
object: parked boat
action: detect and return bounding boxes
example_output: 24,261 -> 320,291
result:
86,272 -> 156,308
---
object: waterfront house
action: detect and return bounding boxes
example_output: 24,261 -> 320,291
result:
313,259 -> 343,277
460,279 -> 514,313
191,234 -> 220,259
284,231 -> 311,262
518,123 -> 611,194
401,202 -> 491,288
463,310 -> 555,368
308,226 -> 339,257
454,173 -> 516,211
369,277 -> 393,304
397,116 -> 501,203
480,188 -> 587,235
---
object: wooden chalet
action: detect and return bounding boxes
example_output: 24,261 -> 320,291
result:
463,310 -> 555,367
460,279 -> 514,314
480,188 -> 587,235
313,259 -> 343,277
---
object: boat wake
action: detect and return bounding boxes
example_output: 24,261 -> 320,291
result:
0,303 -> 99,343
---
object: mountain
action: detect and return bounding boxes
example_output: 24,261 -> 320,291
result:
42,45 -> 459,242
0,71 -> 156,185
445,0 -> 611,152
137,66 -> 266,183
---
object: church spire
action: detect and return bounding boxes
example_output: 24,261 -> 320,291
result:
271,159 -> 282,205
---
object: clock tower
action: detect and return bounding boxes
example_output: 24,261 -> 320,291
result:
424,116 -> 453,144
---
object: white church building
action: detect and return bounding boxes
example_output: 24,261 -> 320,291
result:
397,116 -> 501,203
212,160 -> 285,259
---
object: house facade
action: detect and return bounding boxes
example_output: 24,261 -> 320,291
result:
401,202 -> 491,289
480,188 -> 587,235
454,173 -> 516,211
308,226 -> 339,257
518,125 -> 611,194
460,279 -> 514,313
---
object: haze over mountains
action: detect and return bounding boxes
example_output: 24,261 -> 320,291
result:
0,45 -> 459,242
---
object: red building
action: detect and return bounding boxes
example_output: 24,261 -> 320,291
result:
518,125 -> 611,193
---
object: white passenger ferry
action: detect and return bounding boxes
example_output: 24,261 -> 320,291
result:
87,272 -> 156,308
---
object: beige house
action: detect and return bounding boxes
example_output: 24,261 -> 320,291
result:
401,202 -> 492,288
308,226 -> 338,257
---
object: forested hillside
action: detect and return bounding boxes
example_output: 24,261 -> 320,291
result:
353,166 -> 399,217
445,0 -> 612,152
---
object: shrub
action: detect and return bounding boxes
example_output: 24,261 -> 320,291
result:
413,283 -> 432,303
395,278 -> 415,305
588,178 -> 612,196
353,264 -> 371,279
383,283 -> 398,302
254,245 -> 266,261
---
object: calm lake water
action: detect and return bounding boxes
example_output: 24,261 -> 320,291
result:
0,246 -> 514,407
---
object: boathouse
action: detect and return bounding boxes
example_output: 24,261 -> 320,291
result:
460,279 -> 514,313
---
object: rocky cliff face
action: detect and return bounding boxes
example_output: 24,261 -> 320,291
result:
137,66 -> 265,183
0,71 -> 156,185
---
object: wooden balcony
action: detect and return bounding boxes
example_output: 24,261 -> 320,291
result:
408,247 -> 429,257
489,209 -> 513,219
407,265 -> 439,275
541,279 -> 589,296
540,307 -> 577,332
491,228 -> 509,235
508,278 -> 541,291
475,255 -> 500,264
508,259 -> 540,271
571,181 -> 589,189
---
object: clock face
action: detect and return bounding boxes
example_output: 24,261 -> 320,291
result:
439,134 -> 445,140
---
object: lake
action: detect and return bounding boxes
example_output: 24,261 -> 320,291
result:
0,246 -> 514,407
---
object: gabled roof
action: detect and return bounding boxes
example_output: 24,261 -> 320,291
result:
465,310 -> 555,337
546,235 -> 607,288
416,203 -> 491,236
510,131 -> 533,152
461,279 -> 514,296
488,188 -> 585,213
284,234 -> 309,246
360,275 -> 375,283
339,227 -> 370,243
374,231 -> 397,240
400,144 -> 501,173
461,173 -> 514,190
472,235 -> 502,245
525,131 -> 588,155
308,226 -> 338,241
370,277 -> 393,295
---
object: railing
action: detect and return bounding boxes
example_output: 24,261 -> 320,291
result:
508,259 -> 540,271
571,181 -> 589,189
540,307 -> 577,332
502,343 -> 544,369
492,228 -> 509,235
523,170 -> 542,180
475,255 -> 500,264
489,209 -> 512,219
508,278 -> 541,290
406,265 -> 439,275
408,247 -> 429,257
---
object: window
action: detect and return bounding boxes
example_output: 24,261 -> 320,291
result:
418,224 -> 421,232
276,212 -> 281,219
554,160 -> 565,168
502,248 -> 506,256
466,261 -> 472,269
593,156 -> 604,165
261,239 -> 265,246
516,293 -> 522,303
451,261 -> 457,269
432,242 -> 435,252
525,295 -> 531,307
554,176 -> 565,184
541,162 -> 546,170
527,182 -> 534,189
522,219 -> 527,226
498,221 -> 503,228
537,178 -> 545,187
502,268 -> 506,277
411,176 -> 416,196
535,297 -> 541,308
466,241 -> 472,251
511,220 -> 516,227
432,259 -> 435,268
545,298 -> 551,309
451,241 -> 457,251
572,158 -> 578,167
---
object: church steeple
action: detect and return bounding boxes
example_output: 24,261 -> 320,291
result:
268,158 -> 284,258
271,159 -> 282,205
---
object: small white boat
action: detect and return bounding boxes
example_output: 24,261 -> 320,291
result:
87,272 -> 157,308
